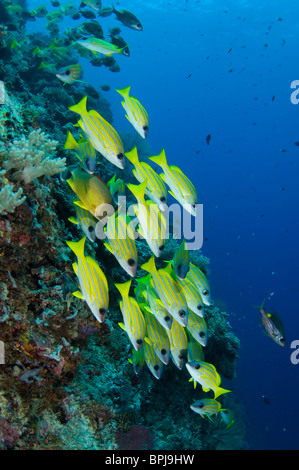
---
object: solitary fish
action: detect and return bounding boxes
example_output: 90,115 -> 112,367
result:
254,299 -> 286,347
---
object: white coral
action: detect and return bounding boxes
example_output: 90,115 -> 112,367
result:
3,129 -> 67,183
0,184 -> 26,215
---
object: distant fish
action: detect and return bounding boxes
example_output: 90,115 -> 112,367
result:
272,95 -> 275,102
51,0 -> 60,6
112,5 -> 143,31
262,395 -> 271,405
80,0 -> 102,11
294,141 -> 299,147
206,134 -> 211,145
100,84 -> 110,92
254,298 -> 286,347
31,5 -> 48,18
81,9 -> 97,19
56,64 -> 83,85
99,6 -> 114,17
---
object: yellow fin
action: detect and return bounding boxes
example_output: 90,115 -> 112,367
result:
69,96 -> 88,116
115,280 -> 132,299
66,236 -> 86,259
72,290 -> 84,299
68,216 -> 78,225
115,86 -> 131,98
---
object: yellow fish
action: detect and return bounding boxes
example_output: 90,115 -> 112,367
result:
116,86 -> 149,138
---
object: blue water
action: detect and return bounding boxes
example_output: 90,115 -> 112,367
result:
28,0 -> 299,450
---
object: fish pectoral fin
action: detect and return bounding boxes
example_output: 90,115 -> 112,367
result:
118,322 -> 126,331
72,290 -> 84,299
73,200 -> 88,210
68,216 -> 79,225
202,386 -> 210,393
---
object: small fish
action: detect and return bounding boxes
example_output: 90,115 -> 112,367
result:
68,204 -> 98,243
166,318 -> 188,370
173,239 -> 189,280
115,280 -> 146,351
220,409 -> 234,429
56,64 -> 83,85
46,10 -> 64,22
80,0 -> 102,11
294,141 -> 299,147
187,336 -> 205,363
69,96 -> 125,169
79,20 -> 104,38
116,86 -> 149,138
128,348 -> 145,376
33,46 -> 50,58
125,147 -> 167,211
174,276 -> 204,317
64,131 -> 97,174
186,361 -> 231,399
143,338 -> 164,379
141,254 -> 188,327
143,282 -> 173,330
106,174 -> 126,205
110,35 -> 130,56
100,84 -> 110,92
31,5 -> 48,18
112,5 -> 143,31
186,263 -> 212,306
206,134 -> 211,145
186,310 -> 208,347
72,11 -> 81,20
254,299 -> 286,346
51,0 -> 60,6
38,62 -> 57,74
66,236 -> 109,323
144,312 -> 170,365
66,167 -> 113,220
61,2 -> 77,15
127,180 -> 167,258
99,6 -> 114,17
49,43 -> 69,60
262,395 -> 271,405
190,399 -> 223,420
103,211 -> 138,277
148,149 -> 198,216
81,9 -> 97,19
77,37 -> 125,56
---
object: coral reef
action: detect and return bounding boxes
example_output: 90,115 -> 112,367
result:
0,0 -> 246,451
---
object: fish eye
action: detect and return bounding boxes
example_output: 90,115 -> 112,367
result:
99,308 -> 106,315
197,305 -> 202,311
159,245 -> 164,252
178,309 -> 186,318
161,348 -> 166,355
195,364 -> 200,370
117,153 -> 123,160
160,196 -> 166,203
198,403 -> 204,409
199,332 -> 205,338
280,337 -> 285,342
154,364 -> 159,371
143,125 -> 148,131
66,70 -> 71,76
127,258 -> 135,267
137,339 -> 143,345
192,203 -> 196,208
202,289 -> 209,296
88,226 -> 94,233
164,315 -> 170,322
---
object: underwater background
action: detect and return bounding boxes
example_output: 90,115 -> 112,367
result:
0,0 -> 298,450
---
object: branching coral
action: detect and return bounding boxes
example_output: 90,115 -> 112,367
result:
0,169 -> 26,214
2,129 -> 66,183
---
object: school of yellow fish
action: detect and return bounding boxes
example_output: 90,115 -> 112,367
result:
64,82 -> 233,427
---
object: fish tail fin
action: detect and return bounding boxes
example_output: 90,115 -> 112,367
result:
148,148 -> 167,168
141,254 -> 156,274
214,386 -> 231,400
66,236 -> 86,259
69,96 -> 88,116
127,180 -> 147,202
64,131 -> 79,150
253,298 -> 267,311
33,46 -> 40,55
115,86 -> 131,98
106,174 -> 116,188
125,146 -> 139,166
115,280 -> 132,299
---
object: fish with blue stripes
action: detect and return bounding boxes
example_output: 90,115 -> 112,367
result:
107,174 -> 126,205
66,167 -> 114,220
166,318 -> 188,370
141,254 -> 188,327
144,312 -> 170,365
77,37 -> 126,56
187,336 -> 205,363
115,280 -> 146,351
143,339 -> 163,380
69,96 -> 125,169
149,149 -> 198,216
186,263 -> 212,306
103,211 -> 138,277
116,86 -> 149,138
190,399 -> 223,420
127,180 -> 167,258
173,239 -> 189,280
128,348 -> 145,376
125,146 -> 167,211
174,276 -> 204,318
56,64 -> 83,85
66,236 -> 109,323
144,282 -> 173,330
186,310 -> 208,347
68,204 -> 98,243
64,131 -> 97,174
186,360 -> 231,399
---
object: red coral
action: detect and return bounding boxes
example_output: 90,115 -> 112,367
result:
116,425 -> 153,450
